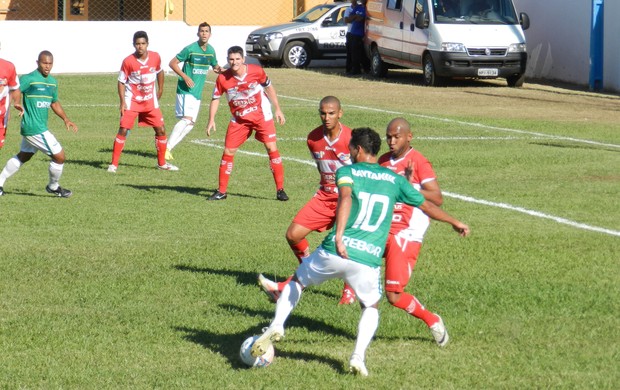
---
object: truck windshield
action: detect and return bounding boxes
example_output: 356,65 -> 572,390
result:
292,5 -> 336,23
433,0 -> 519,24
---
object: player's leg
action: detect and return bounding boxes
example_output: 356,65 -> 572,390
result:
0,139 -> 35,194
30,131 -> 72,197
167,94 -> 199,158
344,262 -> 382,376
110,110 -> 138,172
208,122 -> 248,200
255,120 -> 286,200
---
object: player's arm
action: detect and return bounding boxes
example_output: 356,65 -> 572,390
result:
418,200 -> 469,237
118,81 -> 126,116
156,70 -> 164,100
10,88 -> 23,117
206,98 -> 220,136
51,101 -> 78,133
334,185 -> 353,259
419,179 -> 443,207
263,83 -> 285,125
169,57 -> 195,88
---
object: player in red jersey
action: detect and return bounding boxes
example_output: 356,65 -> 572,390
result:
0,57 -> 23,150
205,46 -> 287,201
108,31 -> 178,173
378,117 -> 449,346
257,96 -> 357,304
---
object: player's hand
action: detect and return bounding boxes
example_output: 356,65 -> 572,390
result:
336,238 -> 349,259
452,222 -> 470,237
404,160 -> 414,181
13,103 -> 24,117
184,75 -> 195,88
213,65 -> 223,74
206,122 -> 216,137
65,119 -> 78,133
275,110 -> 286,125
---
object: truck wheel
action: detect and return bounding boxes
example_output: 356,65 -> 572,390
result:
507,73 -> 525,87
423,54 -> 444,86
370,47 -> 388,77
283,41 -> 311,68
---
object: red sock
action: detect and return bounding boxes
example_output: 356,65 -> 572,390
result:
111,134 -> 126,166
155,135 -> 167,166
392,293 -> 439,327
268,150 -> 284,190
218,154 -> 234,193
277,275 -> 294,292
289,239 -> 309,264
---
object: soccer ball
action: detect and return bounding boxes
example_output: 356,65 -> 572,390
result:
239,335 -> 275,368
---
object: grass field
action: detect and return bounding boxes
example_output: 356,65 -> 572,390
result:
0,69 -> 618,389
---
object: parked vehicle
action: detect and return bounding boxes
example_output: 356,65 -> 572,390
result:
365,0 -> 530,86
245,1 -> 349,68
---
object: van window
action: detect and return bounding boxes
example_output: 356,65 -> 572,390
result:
433,0 -> 518,24
387,0 -> 403,11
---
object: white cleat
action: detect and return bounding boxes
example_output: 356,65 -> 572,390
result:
251,325 -> 284,357
158,162 -> 179,171
429,315 -> 449,347
107,164 -> 117,173
348,354 -> 368,377
257,274 -> 281,303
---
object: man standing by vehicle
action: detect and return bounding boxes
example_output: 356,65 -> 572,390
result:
344,0 -> 370,76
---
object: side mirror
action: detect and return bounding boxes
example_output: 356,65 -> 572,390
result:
415,12 -> 429,29
322,17 -> 333,26
520,12 -> 530,30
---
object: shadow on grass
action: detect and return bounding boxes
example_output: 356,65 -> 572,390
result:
122,184 -> 209,197
531,141 -> 620,153
71,158 -> 156,171
98,147 -> 157,159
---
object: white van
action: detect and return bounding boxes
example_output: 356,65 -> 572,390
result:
365,0 -> 530,86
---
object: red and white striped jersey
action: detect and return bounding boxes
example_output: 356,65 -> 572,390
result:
118,51 -> 162,112
307,124 -> 352,196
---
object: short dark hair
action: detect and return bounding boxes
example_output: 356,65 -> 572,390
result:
133,30 -> 149,44
198,22 -> 211,31
38,50 -> 53,62
351,127 -> 382,156
227,46 -> 244,57
320,95 -> 341,109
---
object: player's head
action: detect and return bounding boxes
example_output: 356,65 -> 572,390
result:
36,50 -> 54,77
385,117 -> 413,159
227,46 -> 244,58
132,31 -> 149,57
319,96 -> 343,132
227,46 -> 245,72
349,127 -> 382,162
197,22 -> 212,42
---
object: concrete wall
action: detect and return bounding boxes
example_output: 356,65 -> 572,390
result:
603,0 -> 620,92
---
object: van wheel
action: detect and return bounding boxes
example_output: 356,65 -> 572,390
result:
370,47 -> 388,77
423,54 -> 444,86
507,73 -> 525,87
283,41 -> 311,68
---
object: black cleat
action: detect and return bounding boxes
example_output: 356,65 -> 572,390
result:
208,190 -> 227,201
276,189 -> 289,201
46,185 -> 72,198
0,186 -> 4,196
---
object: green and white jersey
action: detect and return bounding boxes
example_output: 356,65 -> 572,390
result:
20,70 -> 58,136
175,42 -> 218,100
321,162 -> 425,267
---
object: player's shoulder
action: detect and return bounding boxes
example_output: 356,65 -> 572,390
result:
378,152 -> 391,165
307,125 -> 325,141
0,58 -> 15,68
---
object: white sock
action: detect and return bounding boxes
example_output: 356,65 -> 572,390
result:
0,156 -> 22,187
48,161 -> 64,190
352,307 -> 379,360
272,279 -> 303,329
168,119 -> 193,150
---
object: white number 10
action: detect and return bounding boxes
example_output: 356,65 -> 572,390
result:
351,191 -> 390,232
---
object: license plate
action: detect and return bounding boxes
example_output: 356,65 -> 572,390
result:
478,68 -> 499,77
245,44 -> 253,52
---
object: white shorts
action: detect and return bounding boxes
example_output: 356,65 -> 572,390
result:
21,131 -> 62,156
296,247 -> 382,308
175,94 -> 201,122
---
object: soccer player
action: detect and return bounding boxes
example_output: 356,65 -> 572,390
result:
258,96 -> 357,304
205,46 -> 287,201
0,56 -> 22,151
251,127 -> 469,377
166,22 -> 221,161
0,51 -> 78,197
108,30 -> 178,173
379,117 -> 449,346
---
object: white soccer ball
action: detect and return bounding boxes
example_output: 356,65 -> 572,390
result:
239,335 -> 275,368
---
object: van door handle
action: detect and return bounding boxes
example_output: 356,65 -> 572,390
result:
400,21 -> 404,29
410,23 -> 415,31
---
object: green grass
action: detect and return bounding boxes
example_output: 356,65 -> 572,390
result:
0,72 -> 618,388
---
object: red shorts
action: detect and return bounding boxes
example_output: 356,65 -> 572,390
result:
292,190 -> 338,232
120,108 -> 164,129
384,234 -> 422,293
224,118 -> 277,149
0,124 -> 6,148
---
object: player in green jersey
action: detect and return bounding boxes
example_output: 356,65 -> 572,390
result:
0,51 -> 77,197
166,22 -> 221,161
251,127 -> 469,376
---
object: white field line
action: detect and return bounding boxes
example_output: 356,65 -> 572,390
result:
193,138 -> 620,237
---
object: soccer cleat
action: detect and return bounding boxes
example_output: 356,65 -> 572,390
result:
165,149 -> 174,161
348,354 -> 369,377
46,185 -> 72,198
158,162 -> 179,171
251,325 -> 284,357
338,285 -> 357,305
107,164 -> 117,173
207,190 -> 227,201
0,186 -> 4,196
257,274 -> 280,303
276,189 -> 289,201
429,315 -> 449,347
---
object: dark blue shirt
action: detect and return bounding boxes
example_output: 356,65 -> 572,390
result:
350,4 -> 366,37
